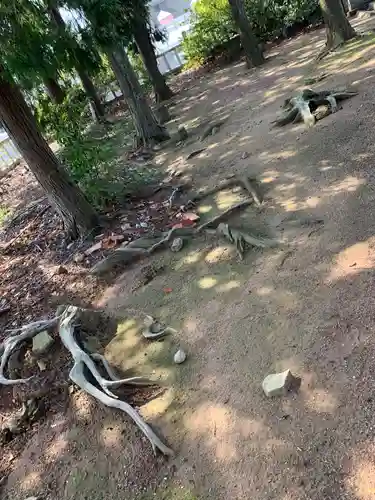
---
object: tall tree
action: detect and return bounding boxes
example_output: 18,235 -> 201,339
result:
48,3 -> 106,121
228,0 -> 264,67
43,75 -> 66,103
319,0 -> 356,48
67,0 -> 169,146
0,66 -> 98,237
132,17 -> 173,102
107,47 -> 168,145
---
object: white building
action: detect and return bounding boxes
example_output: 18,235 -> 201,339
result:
149,0 -> 195,73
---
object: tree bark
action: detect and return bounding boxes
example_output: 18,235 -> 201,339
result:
0,69 -> 98,238
107,47 -> 169,146
132,18 -> 173,102
77,67 -> 106,121
43,76 -> 66,104
48,5 -> 106,121
228,0 -> 265,68
320,0 -> 356,47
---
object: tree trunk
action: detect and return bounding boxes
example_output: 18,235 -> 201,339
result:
320,0 -> 356,47
133,18 -> 173,102
107,47 -> 169,146
44,76 -> 66,104
77,68 -> 106,121
48,4 -> 106,121
0,69 -> 98,238
228,0 -> 265,68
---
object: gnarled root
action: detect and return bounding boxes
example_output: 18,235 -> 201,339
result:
60,306 -> 173,456
217,223 -> 280,259
0,317 -> 59,385
273,88 -> 358,127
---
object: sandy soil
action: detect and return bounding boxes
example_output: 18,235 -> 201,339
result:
4,12 -> 375,500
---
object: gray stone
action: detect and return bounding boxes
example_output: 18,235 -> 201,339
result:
174,349 -> 187,364
170,237 -> 184,253
262,369 -> 300,397
32,331 -> 54,355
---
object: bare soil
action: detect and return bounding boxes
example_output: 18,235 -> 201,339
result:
3,13 -> 375,500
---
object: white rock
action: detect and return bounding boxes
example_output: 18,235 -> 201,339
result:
262,369 -> 300,397
174,349 -> 187,364
170,237 -> 184,252
32,331 -> 54,355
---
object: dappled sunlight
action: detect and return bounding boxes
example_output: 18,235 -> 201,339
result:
216,280 -> 241,293
44,433 -> 69,460
327,239 -> 375,282
322,175 -> 365,195
259,150 -> 297,161
198,204 -> 213,214
348,456 -> 375,500
20,471 -> 41,491
205,246 -> 235,264
175,249 -> 205,269
198,276 -> 218,290
256,286 -> 273,296
184,403 -> 238,461
141,388 -> 175,420
304,388 -> 339,414
100,425 -> 122,448
215,188 -> 244,210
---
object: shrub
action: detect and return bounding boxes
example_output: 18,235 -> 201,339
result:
36,87 -> 160,209
182,0 -> 321,67
182,0 -> 235,67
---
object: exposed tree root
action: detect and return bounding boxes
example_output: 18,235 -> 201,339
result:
273,88 -> 358,127
216,223 -> 280,259
0,306 -> 173,456
189,174 -> 262,207
196,200 -> 253,233
0,317 -> 59,385
92,174 -> 270,275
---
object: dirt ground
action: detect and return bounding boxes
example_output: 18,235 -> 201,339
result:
4,12 -> 375,500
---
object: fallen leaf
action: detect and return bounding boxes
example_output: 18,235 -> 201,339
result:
182,212 -> 200,222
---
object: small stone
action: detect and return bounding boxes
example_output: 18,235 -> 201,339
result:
170,238 -> 184,252
53,265 -> 68,275
32,331 -> 54,355
174,349 -> 187,364
73,253 -> 84,264
262,369 -> 300,397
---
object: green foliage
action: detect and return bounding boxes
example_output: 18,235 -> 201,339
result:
36,92 -> 160,208
182,0 -> 234,66
182,0 -> 320,67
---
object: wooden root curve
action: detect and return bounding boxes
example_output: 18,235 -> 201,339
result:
0,306 -> 173,456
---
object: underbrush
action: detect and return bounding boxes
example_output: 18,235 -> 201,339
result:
36,86 -> 161,209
